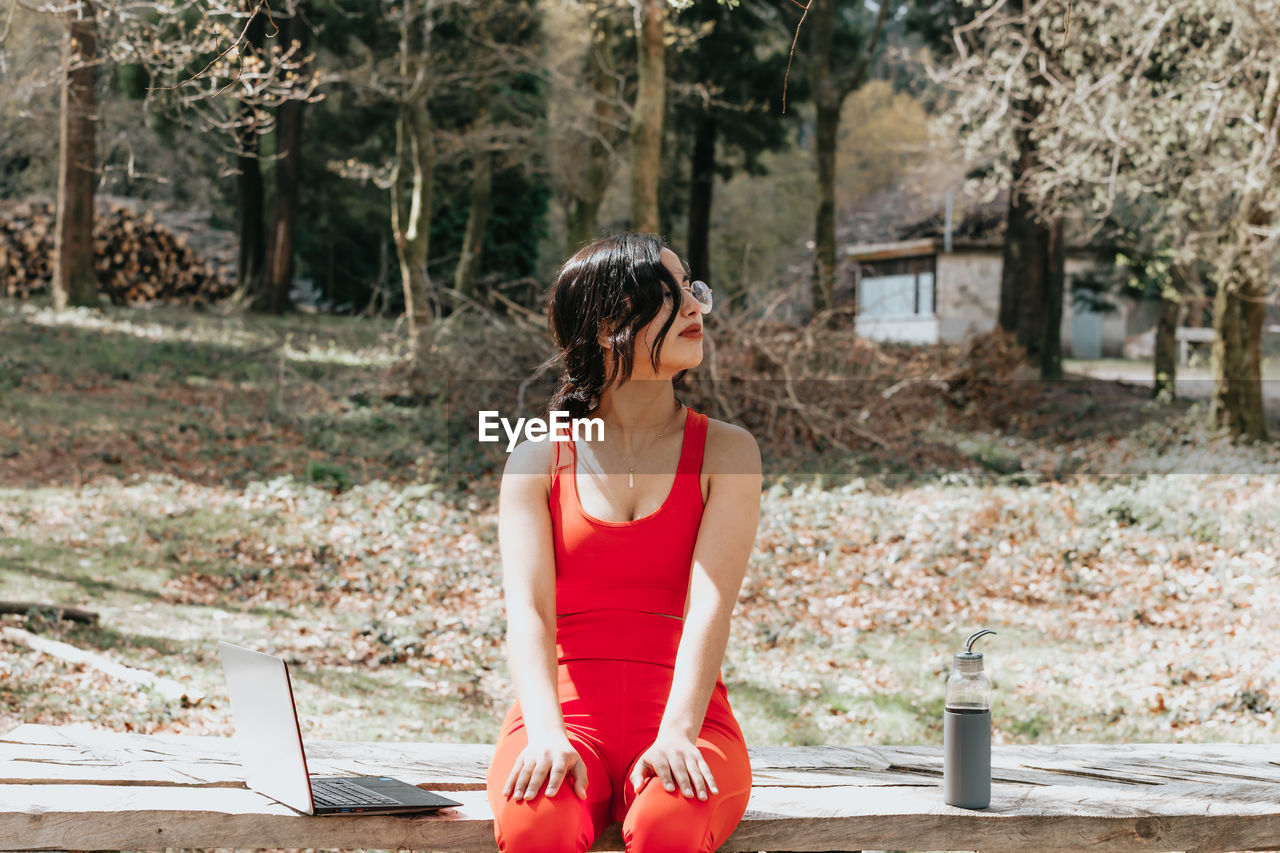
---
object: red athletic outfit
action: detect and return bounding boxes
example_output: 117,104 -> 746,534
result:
487,408 -> 752,853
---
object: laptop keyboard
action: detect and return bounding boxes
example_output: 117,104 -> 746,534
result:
312,777 -> 400,807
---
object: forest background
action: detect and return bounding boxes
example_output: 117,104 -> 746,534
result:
2,0 -> 1280,787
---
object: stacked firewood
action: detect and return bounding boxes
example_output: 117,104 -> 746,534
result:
0,196 -> 236,305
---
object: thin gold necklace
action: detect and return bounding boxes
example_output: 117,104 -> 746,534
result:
618,399 -> 683,488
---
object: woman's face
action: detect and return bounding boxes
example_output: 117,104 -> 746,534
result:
632,247 -> 704,379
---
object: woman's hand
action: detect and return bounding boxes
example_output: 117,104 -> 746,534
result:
628,732 -> 718,801
503,734 -> 589,801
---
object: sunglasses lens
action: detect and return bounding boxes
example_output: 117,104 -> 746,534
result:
693,281 -> 712,313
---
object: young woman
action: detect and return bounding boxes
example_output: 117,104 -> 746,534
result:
485,232 -> 763,853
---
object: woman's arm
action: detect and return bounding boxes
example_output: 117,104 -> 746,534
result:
497,439 -> 589,801
629,422 -> 763,801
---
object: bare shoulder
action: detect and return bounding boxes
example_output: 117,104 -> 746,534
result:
501,436 -> 557,494
702,416 -> 762,477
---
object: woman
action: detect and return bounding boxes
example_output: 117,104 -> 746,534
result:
485,232 -> 763,853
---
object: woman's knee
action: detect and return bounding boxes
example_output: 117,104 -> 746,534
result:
622,790 -> 727,853
494,789 -> 594,853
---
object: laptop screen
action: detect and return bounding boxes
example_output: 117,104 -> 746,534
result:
218,641 -> 316,814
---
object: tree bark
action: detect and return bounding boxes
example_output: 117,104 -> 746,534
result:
1209,63 -> 1275,442
392,102 -> 434,348
1210,250 -> 1269,441
630,0 -> 665,234
812,96 -> 839,319
567,11 -> 619,255
807,0 -> 889,326
1210,267 -> 1250,436
392,0 -> 435,364
999,119 -> 1051,363
261,3 -> 309,315
1039,214 -> 1064,380
999,103 -> 1049,353
234,7 -> 267,301
809,0 -> 838,320
53,0 -> 98,310
453,149 -> 493,303
997,166 -> 1024,333
1153,268 -> 1184,400
686,112 -> 716,285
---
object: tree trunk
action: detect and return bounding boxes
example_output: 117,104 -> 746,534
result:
997,172 -> 1023,333
1039,215 -> 1064,380
392,100 -> 434,349
453,149 -> 493,303
1209,63 -> 1275,442
999,103 -> 1049,354
630,0 -> 665,234
812,99 -> 839,321
809,0 -> 838,321
1210,270 -> 1249,436
1211,250 -> 1269,441
53,0 -> 98,310
686,112 -> 716,285
392,0 -> 435,370
234,7 -> 267,301
1153,270 -> 1183,400
261,4 -> 309,315
567,12 -> 619,255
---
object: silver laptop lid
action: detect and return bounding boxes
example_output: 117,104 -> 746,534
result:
218,641 -> 315,814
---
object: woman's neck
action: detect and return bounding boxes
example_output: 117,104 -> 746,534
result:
592,381 -> 681,448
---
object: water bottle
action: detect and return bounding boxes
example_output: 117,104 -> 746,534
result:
943,629 -> 996,809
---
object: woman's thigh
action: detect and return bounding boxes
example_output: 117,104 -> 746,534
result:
619,722 -> 752,853
486,705 -> 614,853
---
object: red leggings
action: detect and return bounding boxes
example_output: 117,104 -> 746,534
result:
486,659 -> 752,853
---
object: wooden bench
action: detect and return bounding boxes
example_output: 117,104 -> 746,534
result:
3,724 -> 1279,852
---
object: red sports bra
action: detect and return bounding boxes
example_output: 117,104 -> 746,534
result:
550,407 -> 708,665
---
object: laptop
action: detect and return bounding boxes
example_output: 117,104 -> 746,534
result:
218,641 -> 462,815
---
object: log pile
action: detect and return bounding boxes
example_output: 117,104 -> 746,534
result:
0,196 -> 236,305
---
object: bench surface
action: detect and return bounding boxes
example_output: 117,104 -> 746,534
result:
2,724 -> 1279,852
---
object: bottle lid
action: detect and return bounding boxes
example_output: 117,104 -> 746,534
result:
954,629 -> 996,673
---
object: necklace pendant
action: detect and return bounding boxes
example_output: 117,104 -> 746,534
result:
628,468 -> 634,489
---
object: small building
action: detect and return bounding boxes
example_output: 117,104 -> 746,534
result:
838,198 -> 1129,358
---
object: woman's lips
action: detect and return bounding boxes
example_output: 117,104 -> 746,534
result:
680,327 -> 703,338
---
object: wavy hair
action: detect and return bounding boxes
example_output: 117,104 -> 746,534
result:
544,233 -> 690,420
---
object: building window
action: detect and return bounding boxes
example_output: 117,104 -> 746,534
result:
854,255 -> 936,318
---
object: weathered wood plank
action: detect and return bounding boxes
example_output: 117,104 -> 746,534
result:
5,726 -> 1280,853
7,725 -> 1280,791
4,784 -> 1280,853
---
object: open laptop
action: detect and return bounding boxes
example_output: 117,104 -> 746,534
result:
218,641 -> 462,816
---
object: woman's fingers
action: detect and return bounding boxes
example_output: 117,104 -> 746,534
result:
683,752 -> 712,800
569,758 -> 590,799
699,753 -> 719,796
543,757 -> 567,798
653,756 -> 678,793
629,744 -> 719,800
507,744 -> 587,801
628,761 -> 647,794
667,755 -> 694,797
521,761 -> 550,801
508,759 -> 533,800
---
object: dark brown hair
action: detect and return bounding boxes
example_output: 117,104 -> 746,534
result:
545,233 -> 690,419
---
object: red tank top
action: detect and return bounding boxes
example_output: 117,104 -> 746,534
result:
550,407 -> 708,665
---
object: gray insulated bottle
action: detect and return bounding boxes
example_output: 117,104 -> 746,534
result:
943,629 -> 996,809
